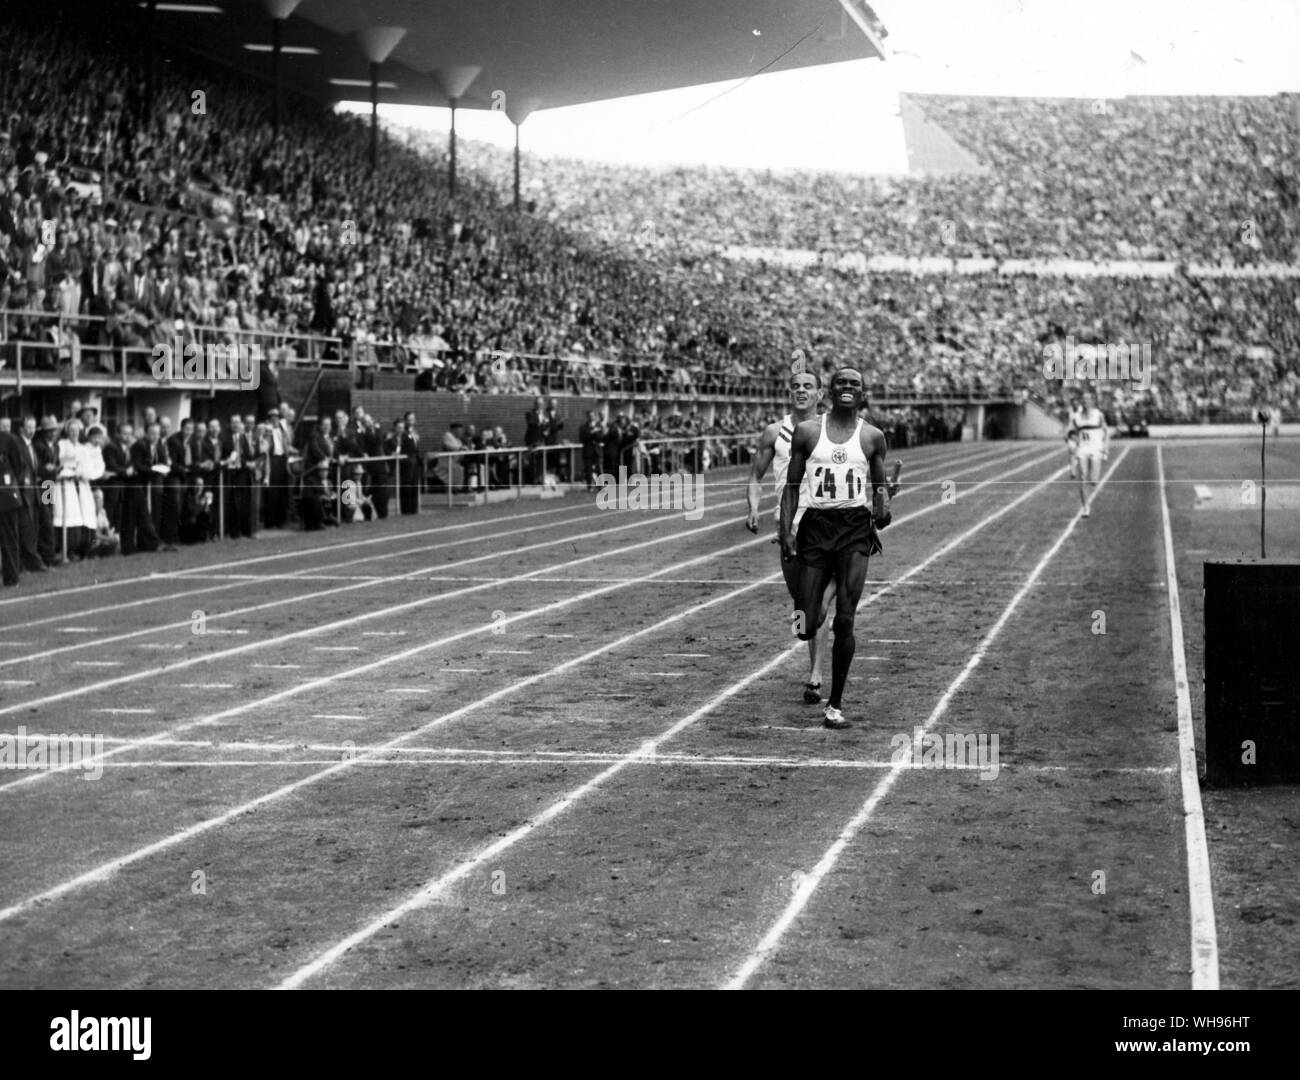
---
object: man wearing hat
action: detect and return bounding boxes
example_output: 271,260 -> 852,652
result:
34,415 -> 60,565
264,406 -> 290,529
77,404 -> 98,443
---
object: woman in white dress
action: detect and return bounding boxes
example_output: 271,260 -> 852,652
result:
52,418 -> 104,559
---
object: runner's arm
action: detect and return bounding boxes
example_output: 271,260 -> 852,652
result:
746,424 -> 778,533
865,426 -> 892,528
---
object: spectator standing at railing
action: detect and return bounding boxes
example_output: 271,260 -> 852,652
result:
543,402 -> 566,483
523,395 -> 558,484
221,415 -> 255,539
197,419 -> 222,531
262,406 -> 290,529
33,415 -> 60,564
250,422 -> 272,534
486,425 -> 512,490
579,410 -> 604,492
132,421 -> 170,551
332,410 -> 361,525
0,426 -> 25,586
434,421 -> 465,494
618,411 -> 641,475
100,420 -> 131,542
164,417 -> 196,546
13,415 -> 46,572
300,417 -> 333,532
52,417 -> 97,560
399,410 -> 421,514
361,416 -> 391,519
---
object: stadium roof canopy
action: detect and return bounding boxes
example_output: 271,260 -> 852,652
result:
146,0 -> 888,116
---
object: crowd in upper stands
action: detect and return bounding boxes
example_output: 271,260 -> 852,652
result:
1,4 -> 1297,432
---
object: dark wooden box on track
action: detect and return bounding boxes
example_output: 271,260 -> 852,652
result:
1204,560 -> 1300,784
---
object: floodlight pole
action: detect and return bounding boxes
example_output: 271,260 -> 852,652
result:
271,17 -> 284,134
513,122 -> 521,210
370,62 -> 380,171
449,98 -> 459,198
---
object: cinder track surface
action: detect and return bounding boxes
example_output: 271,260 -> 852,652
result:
1,438 -> 1295,989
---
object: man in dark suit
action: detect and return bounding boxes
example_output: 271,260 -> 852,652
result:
14,415 -> 48,571
361,415 -> 390,520
125,423 -> 164,553
300,418 -> 333,531
399,411 -> 421,514
263,407 -> 290,529
0,429 -> 25,585
220,416 -> 255,538
164,417 -> 197,548
101,421 -> 134,541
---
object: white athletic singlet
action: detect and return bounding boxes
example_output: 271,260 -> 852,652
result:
1071,407 -> 1107,456
806,415 -> 870,510
772,413 -> 809,528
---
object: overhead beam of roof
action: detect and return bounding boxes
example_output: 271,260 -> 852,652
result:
129,0 -> 885,113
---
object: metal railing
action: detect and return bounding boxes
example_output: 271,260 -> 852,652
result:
421,432 -> 761,507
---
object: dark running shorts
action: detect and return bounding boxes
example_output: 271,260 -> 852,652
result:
796,506 -> 882,570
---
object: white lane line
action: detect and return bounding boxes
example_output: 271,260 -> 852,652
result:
91,708 -> 156,715
0,446 -> 997,614
275,456 -> 1066,989
252,663 -> 302,670
57,628 -> 98,634
0,506 -> 641,639
137,644 -> 185,650
73,661 -> 121,667
175,683 -> 235,689
485,649 -> 532,655
362,631 -> 407,637
88,735 -> 1180,775
440,668 -> 484,673
310,714 -> 367,722
0,492 -> 754,676
664,652 -> 711,658
82,757 -> 1177,775
0,642 -> 29,647
1157,446 -> 1220,992
641,672 -> 686,677
0,445 -> 1010,642
539,634 -> 576,639
276,646 -> 799,990
385,688 -> 432,694
0,680 -> 34,686
0,449 -> 1048,786
313,646 -> 361,652
0,502 -> 595,608
868,639 -> 909,644
723,446 -> 1131,990
0,450 -> 1052,939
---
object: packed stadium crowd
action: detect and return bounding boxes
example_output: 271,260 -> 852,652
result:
512,93 -> 1300,264
1,7 -> 1297,442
